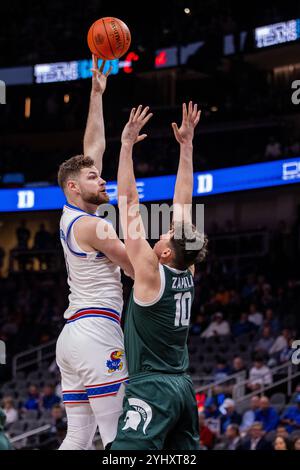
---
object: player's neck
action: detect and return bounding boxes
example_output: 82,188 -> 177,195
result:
162,261 -> 186,272
67,198 -> 97,215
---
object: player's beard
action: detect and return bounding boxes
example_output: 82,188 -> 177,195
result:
82,190 -> 109,205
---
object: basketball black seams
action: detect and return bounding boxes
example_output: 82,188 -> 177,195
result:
114,18 -> 127,54
102,18 -> 117,59
91,22 -> 110,61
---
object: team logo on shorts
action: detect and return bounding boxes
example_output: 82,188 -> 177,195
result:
122,398 -> 153,435
106,350 -> 124,373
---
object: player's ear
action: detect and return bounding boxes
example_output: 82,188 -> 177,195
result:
67,179 -> 80,194
160,246 -> 172,261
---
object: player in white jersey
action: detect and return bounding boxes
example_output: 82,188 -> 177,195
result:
56,56 -> 134,450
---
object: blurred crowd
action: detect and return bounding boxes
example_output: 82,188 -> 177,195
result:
0,131 -> 299,186
0,217 -> 299,448
1,0 -> 299,67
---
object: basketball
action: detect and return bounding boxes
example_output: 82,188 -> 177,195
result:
87,17 -> 131,60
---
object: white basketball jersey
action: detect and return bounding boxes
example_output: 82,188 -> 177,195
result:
60,203 -> 123,319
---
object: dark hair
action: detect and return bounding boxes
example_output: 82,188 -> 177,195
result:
169,221 -> 208,270
273,436 -> 292,450
227,424 -> 240,436
57,155 -> 95,189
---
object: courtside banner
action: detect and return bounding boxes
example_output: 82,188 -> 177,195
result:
0,157 -> 299,212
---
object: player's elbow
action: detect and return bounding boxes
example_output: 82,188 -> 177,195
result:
118,193 -> 139,209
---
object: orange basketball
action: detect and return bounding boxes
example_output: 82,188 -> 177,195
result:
87,17 -> 131,60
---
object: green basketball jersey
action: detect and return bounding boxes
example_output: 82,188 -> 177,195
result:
124,264 -> 194,376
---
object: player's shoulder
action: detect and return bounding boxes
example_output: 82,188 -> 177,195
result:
75,215 -> 116,241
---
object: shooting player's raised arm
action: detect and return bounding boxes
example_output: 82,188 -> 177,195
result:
83,55 -> 112,175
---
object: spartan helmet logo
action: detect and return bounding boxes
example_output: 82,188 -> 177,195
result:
122,398 -> 152,435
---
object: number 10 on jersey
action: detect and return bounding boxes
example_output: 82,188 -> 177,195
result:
174,292 -> 192,327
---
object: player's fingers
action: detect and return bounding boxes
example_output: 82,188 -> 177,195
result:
99,60 -> 106,74
92,54 -> 98,69
139,106 -> 150,120
172,122 -> 178,133
182,103 -> 188,122
133,105 -> 143,121
105,65 -> 113,77
141,112 -> 153,126
192,103 -> 198,120
188,100 -> 193,116
194,110 -> 201,126
90,68 -> 98,75
136,134 -> 147,143
172,122 -> 181,142
129,108 -> 136,122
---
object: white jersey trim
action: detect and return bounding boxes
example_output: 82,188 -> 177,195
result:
133,263 -> 166,307
164,265 -> 188,274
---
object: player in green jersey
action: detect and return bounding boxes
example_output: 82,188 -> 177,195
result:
111,102 -> 208,450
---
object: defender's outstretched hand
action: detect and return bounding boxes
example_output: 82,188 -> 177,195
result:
90,55 -> 113,94
121,105 -> 153,145
172,101 -> 201,145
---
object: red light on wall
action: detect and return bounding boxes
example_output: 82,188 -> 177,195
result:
155,51 -> 167,67
124,52 -> 140,74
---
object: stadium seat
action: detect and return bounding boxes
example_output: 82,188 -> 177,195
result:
290,430 -> 300,441
265,430 -> 276,442
270,392 -> 286,407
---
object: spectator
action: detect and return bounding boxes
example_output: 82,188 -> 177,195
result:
14,220 -> 32,271
204,397 -> 221,419
34,223 -> 52,250
211,386 -> 226,407
264,136 -> 282,159
269,329 -> 290,356
276,425 -> 289,440
241,396 -> 260,432
214,286 -> 230,306
242,279 -> 257,301
201,312 -> 230,338
232,312 -> 256,337
220,398 -> 241,434
247,357 -> 273,391
41,384 -> 61,410
273,436 -> 291,450
279,337 -> 295,364
293,437 -> 300,450
263,308 -> 280,335
254,326 -> 275,355
23,384 -> 40,411
280,393 -> 300,433
255,396 -> 279,432
16,220 -> 31,249
39,404 -> 67,450
0,409 -> 13,450
239,422 -> 272,450
204,397 -> 221,435
213,359 -> 231,383
248,303 -> 263,327
291,384 -> 300,403
199,412 -> 215,449
0,246 -> 5,277
195,392 -> 206,414
224,424 -> 242,450
231,356 -> 246,375
2,397 -> 18,427
190,313 -> 208,335
55,382 -> 63,401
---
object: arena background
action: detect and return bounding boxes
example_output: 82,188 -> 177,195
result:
0,0 -> 300,451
